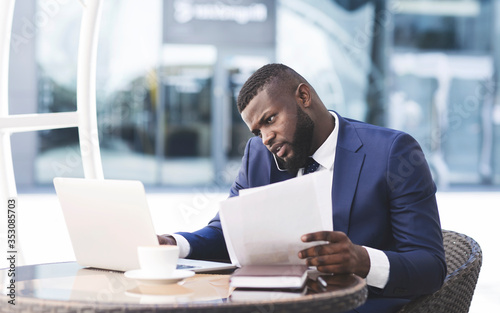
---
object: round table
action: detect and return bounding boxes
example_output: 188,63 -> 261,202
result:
1,262 -> 367,313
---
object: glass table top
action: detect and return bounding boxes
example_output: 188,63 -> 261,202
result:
1,261 -> 367,312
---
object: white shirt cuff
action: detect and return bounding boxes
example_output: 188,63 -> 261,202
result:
171,234 -> 191,258
364,246 -> 390,289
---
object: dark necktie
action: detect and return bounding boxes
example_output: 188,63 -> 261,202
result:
303,157 -> 320,175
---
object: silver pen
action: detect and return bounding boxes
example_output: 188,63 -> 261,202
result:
317,276 -> 328,289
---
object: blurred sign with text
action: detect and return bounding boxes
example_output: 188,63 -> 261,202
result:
163,0 -> 276,47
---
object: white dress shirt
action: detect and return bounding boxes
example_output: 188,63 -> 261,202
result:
175,111 -> 389,289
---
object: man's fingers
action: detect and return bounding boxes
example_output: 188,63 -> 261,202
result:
301,231 -> 345,243
298,231 -> 349,259
157,235 -> 177,245
315,264 -> 350,274
298,231 -> 370,278
304,253 -> 349,267
298,244 -> 335,259
302,254 -> 355,275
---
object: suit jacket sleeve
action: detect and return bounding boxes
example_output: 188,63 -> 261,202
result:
176,138 -> 257,261
378,132 -> 446,298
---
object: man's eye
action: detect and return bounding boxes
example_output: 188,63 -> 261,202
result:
266,115 -> 275,123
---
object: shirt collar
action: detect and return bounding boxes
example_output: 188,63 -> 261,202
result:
311,111 -> 339,171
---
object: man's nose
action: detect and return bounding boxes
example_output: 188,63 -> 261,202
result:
261,130 -> 274,146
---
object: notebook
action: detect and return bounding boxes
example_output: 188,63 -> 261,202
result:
53,177 -> 235,273
229,265 -> 308,289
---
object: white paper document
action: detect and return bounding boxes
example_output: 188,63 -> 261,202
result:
219,171 -> 332,267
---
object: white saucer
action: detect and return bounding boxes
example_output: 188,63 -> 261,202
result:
124,269 -> 195,285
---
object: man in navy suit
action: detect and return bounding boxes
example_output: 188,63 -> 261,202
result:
159,64 -> 446,312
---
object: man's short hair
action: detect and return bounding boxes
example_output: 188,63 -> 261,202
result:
237,63 -> 307,113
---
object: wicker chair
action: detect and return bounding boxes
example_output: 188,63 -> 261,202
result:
398,230 -> 482,313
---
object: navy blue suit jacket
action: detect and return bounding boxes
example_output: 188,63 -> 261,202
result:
178,112 -> 446,312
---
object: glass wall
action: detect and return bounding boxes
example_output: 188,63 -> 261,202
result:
33,0 -> 277,188
36,0 -> 165,185
11,0 -> 498,189
388,0 -> 499,186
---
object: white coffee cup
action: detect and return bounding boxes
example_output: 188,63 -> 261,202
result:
137,245 -> 179,277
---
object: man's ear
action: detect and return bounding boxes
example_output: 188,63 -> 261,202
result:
296,83 -> 311,108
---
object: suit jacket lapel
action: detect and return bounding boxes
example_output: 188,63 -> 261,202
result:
332,115 -> 365,235
262,113 -> 365,235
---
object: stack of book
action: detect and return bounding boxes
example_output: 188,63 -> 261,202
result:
229,264 -> 308,302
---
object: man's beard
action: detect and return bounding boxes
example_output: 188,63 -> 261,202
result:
277,105 -> 315,174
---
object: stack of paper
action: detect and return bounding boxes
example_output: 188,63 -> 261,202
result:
219,171 -> 332,267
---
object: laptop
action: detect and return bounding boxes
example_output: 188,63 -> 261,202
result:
53,177 -> 235,273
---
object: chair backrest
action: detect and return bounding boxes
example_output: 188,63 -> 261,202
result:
398,230 -> 482,313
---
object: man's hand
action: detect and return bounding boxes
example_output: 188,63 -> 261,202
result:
157,234 -> 177,246
298,231 -> 370,278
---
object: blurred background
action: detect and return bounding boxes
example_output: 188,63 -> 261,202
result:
9,0 -> 500,190
3,0 -> 500,311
